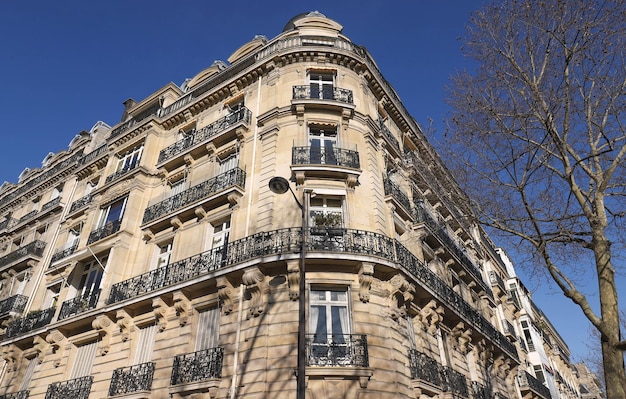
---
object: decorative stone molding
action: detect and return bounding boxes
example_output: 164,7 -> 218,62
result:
194,206 -> 207,220
474,339 -> 493,366
450,322 -> 472,354
152,297 -> 168,331
388,274 -> 415,320
217,276 -> 234,315
142,229 -> 155,241
286,260 -> 300,301
358,262 -> 374,303
494,355 -> 511,379
33,335 -> 50,364
173,291 -> 191,326
419,299 -> 444,335
101,179 -> 132,203
116,309 -> 136,341
45,329 -> 66,367
171,216 -> 183,229
2,344 -> 18,371
242,267 -> 268,317
92,314 -> 114,356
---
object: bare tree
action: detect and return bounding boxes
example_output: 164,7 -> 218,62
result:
444,1 -> 626,397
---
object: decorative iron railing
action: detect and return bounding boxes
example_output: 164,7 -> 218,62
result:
18,210 -> 37,225
69,194 -> 92,214
50,243 -> 79,264
292,146 -> 360,169
5,307 -> 55,338
142,168 -> 245,225
41,197 -> 61,213
79,144 -> 107,165
408,349 -> 442,386
104,163 -> 139,185
45,376 -> 92,399
441,366 -> 468,397
292,85 -> 354,104
306,334 -> 368,367
0,218 -> 18,231
106,226 -> 518,362
507,290 -> 522,310
158,107 -> 252,164
87,219 -> 122,245
171,347 -> 224,385
471,381 -> 492,399
0,240 -> 46,269
383,178 -> 412,214
517,370 -> 551,399
108,362 -> 155,396
489,271 -> 506,292
58,290 -> 101,320
0,391 -> 29,399
0,294 -> 28,317
414,203 -> 493,297
378,119 -> 401,152
502,319 -> 516,337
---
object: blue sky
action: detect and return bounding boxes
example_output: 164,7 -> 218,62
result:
0,0 -> 607,363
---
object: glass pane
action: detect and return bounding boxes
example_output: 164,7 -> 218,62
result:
313,305 -> 327,340
330,291 -> 347,302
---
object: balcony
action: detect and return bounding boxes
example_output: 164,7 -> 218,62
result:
0,391 -> 29,399
17,210 -> 37,225
502,319 -> 516,339
0,217 -> 18,233
291,146 -> 361,186
383,178 -> 413,219
414,203 -> 493,297
108,362 -> 155,396
441,366 -> 469,397
292,85 -> 353,104
517,370 -> 551,399
45,376 -> 93,399
306,334 -> 368,367
0,240 -> 46,270
104,163 -> 139,185
378,119 -> 401,155
157,107 -> 251,169
87,219 -> 122,245
58,289 -> 100,320
507,290 -> 522,311
40,197 -> 62,214
141,168 -> 245,229
408,349 -> 442,387
0,294 -> 28,318
68,194 -> 92,214
489,271 -> 507,297
5,307 -> 55,338
471,381 -> 492,399
50,242 -> 79,265
170,347 -> 224,385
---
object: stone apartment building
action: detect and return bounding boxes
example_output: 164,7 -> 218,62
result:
0,11 -> 596,399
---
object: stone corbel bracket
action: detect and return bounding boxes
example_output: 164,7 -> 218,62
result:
388,274 -> 415,320
358,262 -> 374,303
450,321 -> 472,354
419,299 -> 444,335
92,314 -> 114,356
45,329 -> 66,367
242,267 -> 268,318
33,335 -> 50,364
217,276 -> 235,315
152,297 -> 169,332
286,260 -> 300,301
2,344 -> 18,371
116,309 -> 136,341
173,291 -> 191,326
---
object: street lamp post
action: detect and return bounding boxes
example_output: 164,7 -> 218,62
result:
268,176 -> 307,399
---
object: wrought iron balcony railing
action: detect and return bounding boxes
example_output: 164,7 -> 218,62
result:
5,307 -> 55,338
171,347 -> 224,385
58,290 -> 101,320
408,349 -> 442,386
41,197 -> 62,213
441,366 -> 469,397
489,271 -> 506,293
108,362 -> 155,396
507,290 -> 522,310
18,210 -> 37,225
158,107 -> 252,164
87,219 -> 122,245
306,334 -> 368,367
45,376 -> 92,399
69,194 -> 92,214
502,319 -> 516,338
0,391 -> 29,399
79,145 -> 107,166
104,163 -> 139,185
50,243 -> 79,264
292,146 -> 360,169
517,370 -> 551,399
471,381 -> 492,399
378,119 -> 401,152
0,294 -> 28,317
0,240 -> 46,269
142,168 -> 245,225
106,226 -> 519,363
383,178 -> 412,214
414,203 -> 493,297
292,85 -> 354,104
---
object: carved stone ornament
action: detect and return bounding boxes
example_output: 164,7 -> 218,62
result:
173,291 -> 191,326
152,297 -> 168,332
100,180 -> 132,204
1,344 -> 18,371
33,335 -> 50,364
388,274 -> 415,320
450,322 -> 472,354
116,309 -> 136,341
358,262 -> 374,303
286,260 -> 300,301
242,267 -> 268,317
45,329 -> 66,367
419,299 -> 444,335
92,314 -> 114,355
217,276 -> 234,315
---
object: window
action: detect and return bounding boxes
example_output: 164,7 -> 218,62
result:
65,225 -> 81,250
309,288 -> 351,340
115,144 -> 143,173
70,340 -> 99,379
533,365 -> 546,384
134,324 -> 157,364
309,71 -> 334,100
310,196 -> 343,228
195,307 -> 221,351
97,196 -> 128,228
170,178 -> 187,197
155,241 -> 173,270
218,154 -> 239,174
45,284 -> 61,308
18,357 -> 37,392
211,220 -> 230,249
8,271 -> 29,296
521,320 -> 536,352
77,259 -> 105,298
308,127 -> 337,165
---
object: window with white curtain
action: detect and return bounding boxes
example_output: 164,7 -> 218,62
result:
19,356 -> 37,392
308,288 -> 351,341
134,324 -> 157,365
70,340 -> 99,379
115,144 -> 143,173
195,307 -> 221,352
